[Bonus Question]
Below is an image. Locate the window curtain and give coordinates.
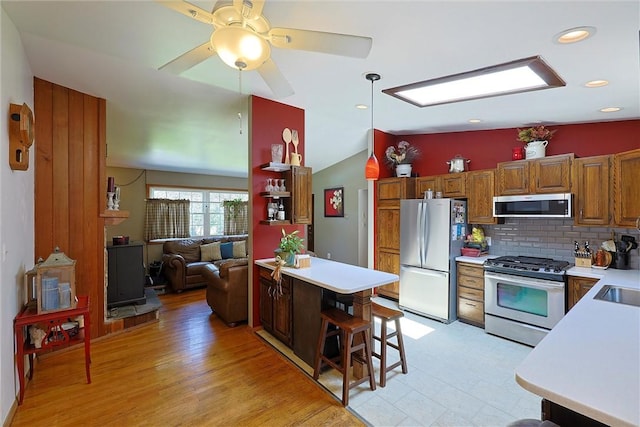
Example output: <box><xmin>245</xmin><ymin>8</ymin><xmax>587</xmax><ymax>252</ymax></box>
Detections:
<box><xmin>144</xmin><ymin>199</ymin><xmax>190</xmax><ymax>240</ymax></box>
<box><xmin>223</xmin><ymin>201</ymin><xmax>248</xmax><ymax>235</ymax></box>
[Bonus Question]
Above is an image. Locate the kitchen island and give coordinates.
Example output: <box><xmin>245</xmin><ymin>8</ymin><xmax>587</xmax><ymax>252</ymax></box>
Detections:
<box><xmin>255</xmin><ymin>257</ymin><xmax>398</xmax><ymax>374</ymax></box>
<box><xmin>515</xmin><ymin>268</ymin><xmax>640</xmax><ymax>427</ymax></box>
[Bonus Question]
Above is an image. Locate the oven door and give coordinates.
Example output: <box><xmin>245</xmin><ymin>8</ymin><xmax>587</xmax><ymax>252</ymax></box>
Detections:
<box><xmin>484</xmin><ymin>271</ymin><xmax>565</xmax><ymax>330</ymax></box>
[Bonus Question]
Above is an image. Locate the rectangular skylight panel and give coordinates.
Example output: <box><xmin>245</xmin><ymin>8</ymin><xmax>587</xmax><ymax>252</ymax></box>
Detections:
<box><xmin>397</xmin><ymin>67</ymin><xmax>547</xmax><ymax>106</ymax></box>
<box><xmin>383</xmin><ymin>56</ymin><xmax>565</xmax><ymax>108</ymax></box>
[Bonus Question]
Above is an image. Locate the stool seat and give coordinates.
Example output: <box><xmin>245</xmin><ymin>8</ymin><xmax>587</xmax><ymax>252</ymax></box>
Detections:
<box><xmin>371</xmin><ymin>302</ymin><xmax>408</xmax><ymax>387</ymax></box>
<box><xmin>313</xmin><ymin>307</ymin><xmax>376</xmax><ymax>406</ymax></box>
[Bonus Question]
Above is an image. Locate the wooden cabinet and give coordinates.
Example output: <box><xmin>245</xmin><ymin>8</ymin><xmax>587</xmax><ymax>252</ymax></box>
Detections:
<box><xmin>441</xmin><ymin>174</ymin><xmax>466</xmax><ymax>197</ymax></box>
<box><xmin>497</xmin><ymin>154</ymin><xmax>573</xmax><ymax>195</ymax></box>
<box><xmin>375</xmin><ymin>177</ymin><xmax>415</xmax><ymax>300</ymax></box>
<box><xmin>466</xmin><ymin>169</ymin><xmax>498</xmax><ymax>224</ymax></box>
<box><xmin>107</xmin><ymin>243</ymin><xmax>146</xmax><ymax>309</ymax></box>
<box><xmin>456</xmin><ymin>262</ymin><xmax>485</xmax><ymax>327</ymax></box>
<box><xmin>286</xmin><ymin>166</ymin><xmax>313</xmax><ymax>224</ymax></box>
<box><xmin>573</xmin><ymin>155</ymin><xmax>611</xmax><ymax>226</ymax></box>
<box><xmin>613</xmin><ymin>148</ymin><xmax>640</xmax><ymax>227</ymax></box>
<box><xmin>416</xmin><ymin>176</ymin><xmax>439</xmax><ymax>198</ymax></box>
<box><xmin>497</xmin><ymin>160</ymin><xmax>529</xmax><ymax>195</ymax></box>
<box><xmin>259</xmin><ymin>267</ymin><xmax>292</xmax><ymax>346</ymax></box>
<box><xmin>416</xmin><ymin>174</ymin><xmax>466</xmax><ymax>198</ymax></box>
<box><xmin>534</xmin><ymin>154</ymin><xmax>574</xmax><ymax>193</ymax></box>
<box><xmin>567</xmin><ymin>276</ymin><xmax>599</xmax><ymax>311</ymax></box>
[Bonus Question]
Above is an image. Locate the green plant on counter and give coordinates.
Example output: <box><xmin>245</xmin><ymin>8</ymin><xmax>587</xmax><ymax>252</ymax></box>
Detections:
<box><xmin>279</xmin><ymin>228</ymin><xmax>304</xmax><ymax>254</ymax></box>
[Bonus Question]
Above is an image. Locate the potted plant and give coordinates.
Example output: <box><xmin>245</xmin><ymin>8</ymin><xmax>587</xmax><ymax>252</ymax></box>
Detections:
<box><xmin>385</xmin><ymin>140</ymin><xmax>420</xmax><ymax>177</ymax></box>
<box><xmin>517</xmin><ymin>125</ymin><xmax>556</xmax><ymax>143</ymax></box>
<box><xmin>517</xmin><ymin>125</ymin><xmax>556</xmax><ymax>159</ymax></box>
<box><xmin>276</xmin><ymin>229</ymin><xmax>304</xmax><ymax>267</ymax></box>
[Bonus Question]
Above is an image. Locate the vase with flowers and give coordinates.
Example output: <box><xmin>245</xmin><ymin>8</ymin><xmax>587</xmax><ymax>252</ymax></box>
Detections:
<box><xmin>517</xmin><ymin>125</ymin><xmax>556</xmax><ymax>159</ymax></box>
<box><xmin>385</xmin><ymin>140</ymin><xmax>420</xmax><ymax>177</ymax></box>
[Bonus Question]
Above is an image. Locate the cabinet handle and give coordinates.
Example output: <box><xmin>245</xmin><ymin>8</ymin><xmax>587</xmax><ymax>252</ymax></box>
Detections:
<box><xmin>580</xmin><ymin>209</ymin><xmax>583</xmax><ymax>219</ymax></box>
<box><xmin>465</xmin><ymin>302</ymin><xmax>476</xmax><ymax>307</ymax></box>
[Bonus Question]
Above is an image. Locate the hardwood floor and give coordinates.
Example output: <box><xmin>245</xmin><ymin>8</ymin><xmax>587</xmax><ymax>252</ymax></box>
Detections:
<box><xmin>10</xmin><ymin>289</ymin><xmax>364</xmax><ymax>426</ymax></box>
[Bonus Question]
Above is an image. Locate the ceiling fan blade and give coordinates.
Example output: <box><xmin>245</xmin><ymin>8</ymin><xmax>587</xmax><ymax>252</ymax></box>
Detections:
<box><xmin>155</xmin><ymin>0</ymin><xmax>215</xmax><ymax>25</ymax></box>
<box><xmin>257</xmin><ymin>59</ymin><xmax>294</xmax><ymax>98</ymax></box>
<box><xmin>269</xmin><ymin>28</ymin><xmax>372</xmax><ymax>58</ymax></box>
<box><xmin>159</xmin><ymin>41</ymin><xmax>216</xmax><ymax>74</ymax></box>
<box><xmin>233</xmin><ymin>0</ymin><xmax>265</xmax><ymax>21</ymax></box>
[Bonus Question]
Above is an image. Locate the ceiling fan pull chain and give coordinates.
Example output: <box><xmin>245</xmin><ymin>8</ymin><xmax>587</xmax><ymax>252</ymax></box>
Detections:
<box><xmin>238</xmin><ymin>69</ymin><xmax>243</xmax><ymax>135</ymax></box>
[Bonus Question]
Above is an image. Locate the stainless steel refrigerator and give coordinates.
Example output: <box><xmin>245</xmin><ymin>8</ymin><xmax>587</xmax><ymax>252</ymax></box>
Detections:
<box><xmin>399</xmin><ymin>198</ymin><xmax>467</xmax><ymax>323</ymax></box>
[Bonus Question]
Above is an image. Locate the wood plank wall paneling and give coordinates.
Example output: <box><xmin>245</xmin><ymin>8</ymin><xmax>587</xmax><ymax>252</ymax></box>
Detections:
<box><xmin>34</xmin><ymin>78</ymin><xmax>107</xmax><ymax>338</ymax></box>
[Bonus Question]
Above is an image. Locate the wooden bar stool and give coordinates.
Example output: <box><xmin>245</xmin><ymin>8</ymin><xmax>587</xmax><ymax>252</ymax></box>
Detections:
<box><xmin>371</xmin><ymin>302</ymin><xmax>408</xmax><ymax>387</ymax></box>
<box><xmin>313</xmin><ymin>307</ymin><xmax>376</xmax><ymax>406</ymax></box>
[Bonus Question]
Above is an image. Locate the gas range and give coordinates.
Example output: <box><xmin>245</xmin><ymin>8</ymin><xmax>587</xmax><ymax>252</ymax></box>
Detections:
<box><xmin>484</xmin><ymin>256</ymin><xmax>570</xmax><ymax>282</ymax></box>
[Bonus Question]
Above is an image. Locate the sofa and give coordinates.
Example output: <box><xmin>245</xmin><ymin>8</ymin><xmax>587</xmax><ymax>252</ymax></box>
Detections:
<box><xmin>203</xmin><ymin>263</ymin><xmax>248</xmax><ymax>326</ymax></box>
<box><xmin>162</xmin><ymin>235</ymin><xmax>248</xmax><ymax>292</ymax></box>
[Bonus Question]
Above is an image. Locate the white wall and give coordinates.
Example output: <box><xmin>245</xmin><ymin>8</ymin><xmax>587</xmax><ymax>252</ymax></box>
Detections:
<box><xmin>0</xmin><ymin>7</ymin><xmax>35</xmax><ymax>423</ymax></box>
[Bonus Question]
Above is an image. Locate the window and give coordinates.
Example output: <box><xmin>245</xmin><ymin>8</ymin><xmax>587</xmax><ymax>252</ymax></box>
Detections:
<box><xmin>149</xmin><ymin>187</ymin><xmax>248</xmax><ymax>237</ymax></box>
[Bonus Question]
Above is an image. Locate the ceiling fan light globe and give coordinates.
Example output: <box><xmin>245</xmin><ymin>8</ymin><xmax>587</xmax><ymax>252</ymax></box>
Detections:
<box><xmin>211</xmin><ymin>26</ymin><xmax>270</xmax><ymax>71</ymax></box>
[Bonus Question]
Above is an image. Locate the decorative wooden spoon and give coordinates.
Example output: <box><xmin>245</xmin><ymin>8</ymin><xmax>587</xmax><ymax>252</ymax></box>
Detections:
<box><xmin>292</xmin><ymin>130</ymin><xmax>299</xmax><ymax>154</ymax></box>
<box><xmin>282</xmin><ymin>128</ymin><xmax>292</xmax><ymax>164</ymax></box>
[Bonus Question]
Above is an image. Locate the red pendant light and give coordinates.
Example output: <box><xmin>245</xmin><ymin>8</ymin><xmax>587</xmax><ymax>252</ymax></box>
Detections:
<box><xmin>365</xmin><ymin>73</ymin><xmax>381</xmax><ymax>181</ymax></box>
<box><xmin>365</xmin><ymin>152</ymin><xmax>379</xmax><ymax>181</ymax></box>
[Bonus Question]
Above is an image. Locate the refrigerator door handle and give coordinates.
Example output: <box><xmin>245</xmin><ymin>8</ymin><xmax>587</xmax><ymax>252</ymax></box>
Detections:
<box><xmin>423</xmin><ymin>202</ymin><xmax>430</xmax><ymax>264</ymax></box>
<box><xmin>417</xmin><ymin>202</ymin><xmax>424</xmax><ymax>266</ymax></box>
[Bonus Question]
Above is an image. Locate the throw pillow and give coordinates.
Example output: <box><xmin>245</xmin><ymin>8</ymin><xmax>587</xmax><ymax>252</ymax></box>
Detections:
<box><xmin>232</xmin><ymin>240</ymin><xmax>247</xmax><ymax>258</ymax></box>
<box><xmin>201</xmin><ymin>242</ymin><xmax>222</xmax><ymax>261</ymax></box>
<box><xmin>220</xmin><ymin>242</ymin><xmax>234</xmax><ymax>259</ymax></box>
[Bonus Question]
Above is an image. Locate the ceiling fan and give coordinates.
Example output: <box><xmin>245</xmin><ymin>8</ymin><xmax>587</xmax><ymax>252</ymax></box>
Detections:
<box><xmin>157</xmin><ymin>0</ymin><xmax>373</xmax><ymax>97</ymax></box>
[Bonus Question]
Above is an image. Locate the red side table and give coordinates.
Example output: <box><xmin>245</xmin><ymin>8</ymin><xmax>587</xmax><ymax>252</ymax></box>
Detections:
<box><xmin>13</xmin><ymin>295</ymin><xmax>91</xmax><ymax>404</ymax></box>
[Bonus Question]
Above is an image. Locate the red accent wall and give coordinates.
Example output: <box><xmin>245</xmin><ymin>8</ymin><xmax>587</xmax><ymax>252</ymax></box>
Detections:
<box><xmin>250</xmin><ymin>96</ymin><xmax>305</xmax><ymax>327</ymax></box>
<box><xmin>378</xmin><ymin>120</ymin><xmax>639</xmax><ymax>177</ymax></box>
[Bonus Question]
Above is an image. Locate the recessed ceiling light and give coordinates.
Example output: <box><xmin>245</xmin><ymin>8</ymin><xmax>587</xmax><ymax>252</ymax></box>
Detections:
<box><xmin>600</xmin><ymin>107</ymin><xmax>621</xmax><ymax>113</ymax></box>
<box><xmin>555</xmin><ymin>26</ymin><xmax>596</xmax><ymax>44</ymax></box>
<box><xmin>585</xmin><ymin>80</ymin><xmax>609</xmax><ymax>88</ymax></box>
<box><xmin>468</xmin><ymin>119</ymin><xmax>481</xmax><ymax>123</ymax></box>
<box><xmin>356</xmin><ymin>104</ymin><xmax>368</xmax><ymax>110</ymax></box>
<box><xmin>383</xmin><ymin>56</ymin><xmax>565</xmax><ymax>108</ymax></box>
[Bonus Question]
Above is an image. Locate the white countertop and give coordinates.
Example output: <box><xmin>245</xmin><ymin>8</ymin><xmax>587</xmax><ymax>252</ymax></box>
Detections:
<box><xmin>515</xmin><ymin>268</ymin><xmax>640</xmax><ymax>427</ymax></box>
<box><xmin>255</xmin><ymin>257</ymin><xmax>399</xmax><ymax>294</ymax></box>
<box><xmin>455</xmin><ymin>255</ymin><xmax>496</xmax><ymax>265</ymax></box>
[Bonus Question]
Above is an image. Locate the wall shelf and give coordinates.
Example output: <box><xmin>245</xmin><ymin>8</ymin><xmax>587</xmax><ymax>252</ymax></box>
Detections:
<box><xmin>259</xmin><ymin>219</ymin><xmax>291</xmax><ymax>226</ymax></box>
<box><xmin>100</xmin><ymin>210</ymin><xmax>129</xmax><ymax>226</ymax></box>
<box><xmin>261</xmin><ymin>162</ymin><xmax>290</xmax><ymax>172</ymax></box>
<box><xmin>260</xmin><ymin>191</ymin><xmax>291</xmax><ymax>198</ymax></box>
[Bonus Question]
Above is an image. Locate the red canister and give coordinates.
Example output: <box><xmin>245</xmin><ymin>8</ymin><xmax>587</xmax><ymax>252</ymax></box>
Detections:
<box><xmin>512</xmin><ymin>147</ymin><xmax>524</xmax><ymax>160</ymax></box>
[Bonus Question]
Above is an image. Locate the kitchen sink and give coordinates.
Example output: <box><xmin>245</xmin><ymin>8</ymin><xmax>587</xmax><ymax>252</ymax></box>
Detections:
<box><xmin>594</xmin><ymin>285</ymin><xmax>640</xmax><ymax>307</ymax></box>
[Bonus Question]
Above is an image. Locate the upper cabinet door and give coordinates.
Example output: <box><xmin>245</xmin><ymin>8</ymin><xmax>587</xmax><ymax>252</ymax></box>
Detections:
<box><xmin>573</xmin><ymin>155</ymin><xmax>611</xmax><ymax>226</ymax></box>
<box><xmin>497</xmin><ymin>161</ymin><xmax>529</xmax><ymax>195</ymax></box>
<box><xmin>467</xmin><ymin>169</ymin><xmax>498</xmax><ymax>224</ymax></box>
<box><xmin>287</xmin><ymin>166</ymin><xmax>312</xmax><ymax>224</ymax></box>
<box><xmin>533</xmin><ymin>154</ymin><xmax>573</xmax><ymax>193</ymax></box>
<box><xmin>613</xmin><ymin>148</ymin><xmax>640</xmax><ymax>227</ymax></box>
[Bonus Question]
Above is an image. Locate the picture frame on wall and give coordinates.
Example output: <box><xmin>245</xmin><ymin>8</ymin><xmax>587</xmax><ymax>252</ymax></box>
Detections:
<box><xmin>324</xmin><ymin>187</ymin><xmax>344</xmax><ymax>217</ymax></box>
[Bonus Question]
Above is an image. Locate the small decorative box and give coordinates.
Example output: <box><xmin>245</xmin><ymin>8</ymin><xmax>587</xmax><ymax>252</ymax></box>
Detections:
<box><xmin>296</xmin><ymin>254</ymin><xmax>311</xmax><ymax>268</ymax></box>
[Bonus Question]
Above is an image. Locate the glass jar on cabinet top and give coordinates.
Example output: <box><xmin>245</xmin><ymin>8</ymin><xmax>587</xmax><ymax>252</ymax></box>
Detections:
<box><xmin>25</xmin><ymin>247</ymin><xmax>76</xmax><ymax>313</ymax></box>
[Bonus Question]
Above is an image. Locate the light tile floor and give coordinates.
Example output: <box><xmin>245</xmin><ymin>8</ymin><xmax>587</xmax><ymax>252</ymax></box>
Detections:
<box><xmin>346</xmin><ymin>296</ymin><xmax>542</xmax><ymax>426</ymax></box>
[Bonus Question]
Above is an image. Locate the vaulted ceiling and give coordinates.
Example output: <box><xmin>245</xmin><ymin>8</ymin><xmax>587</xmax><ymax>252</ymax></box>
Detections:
<box><xmin>3</xmin><ymin>1</ymin><xmax>638</xmax><ymax>176</ymax></box>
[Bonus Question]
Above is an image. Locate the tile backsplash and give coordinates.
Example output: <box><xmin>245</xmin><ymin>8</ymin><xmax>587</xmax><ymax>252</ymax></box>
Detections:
<box><xmin>480</xmin><ymin>218</ymin><xmax>639</xmax><ymax>270</ymax></box>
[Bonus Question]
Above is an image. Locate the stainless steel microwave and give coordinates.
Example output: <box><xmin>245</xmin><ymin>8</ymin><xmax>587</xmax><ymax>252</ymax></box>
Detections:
<box><xmin>493</xmin><ymin>193</ymin><xmax>573</xmax><ymax>218</ymax></box>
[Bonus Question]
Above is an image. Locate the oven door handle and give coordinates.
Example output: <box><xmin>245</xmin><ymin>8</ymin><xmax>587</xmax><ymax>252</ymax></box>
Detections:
<box><xmin>484</xmin><ymin>272</ymin><xmax>565</xmax><ymax>291</ymax></box>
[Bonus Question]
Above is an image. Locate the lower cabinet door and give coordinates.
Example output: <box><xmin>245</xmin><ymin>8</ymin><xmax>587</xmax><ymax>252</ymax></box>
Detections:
<box><xmin>458</xmin><ymin>296</ymin><xmax>484</xmax><ymax>326</ymax></box>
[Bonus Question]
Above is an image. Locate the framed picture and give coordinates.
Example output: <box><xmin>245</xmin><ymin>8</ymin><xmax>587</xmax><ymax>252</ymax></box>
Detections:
<box><xmin>324</xmin><ymin>187</ymin><xmax>344</xmax><ymax>217</ymax></box>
